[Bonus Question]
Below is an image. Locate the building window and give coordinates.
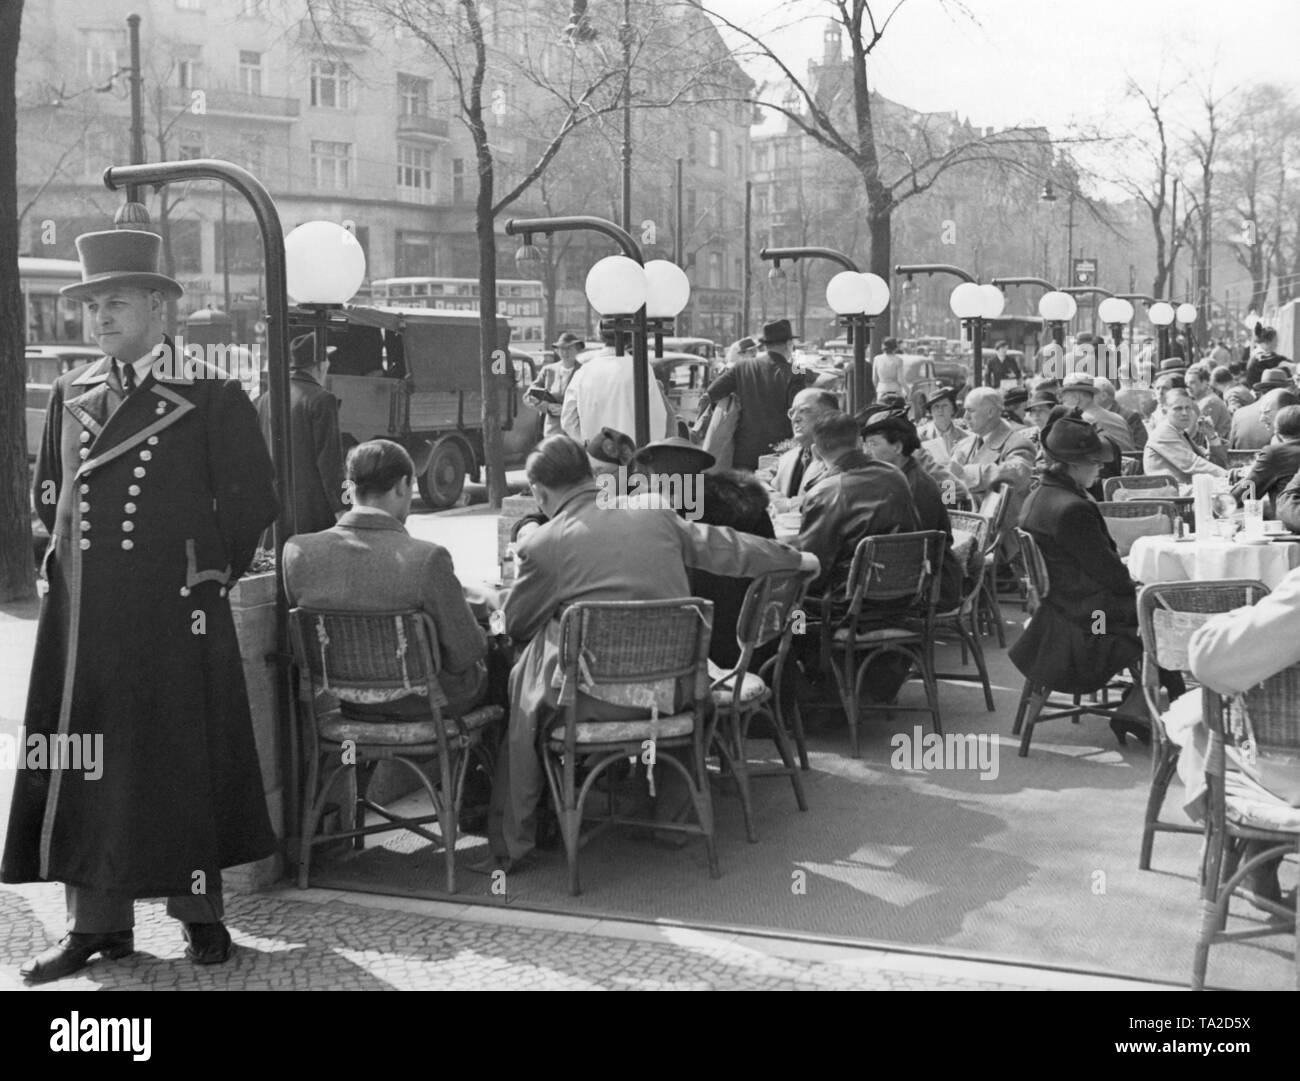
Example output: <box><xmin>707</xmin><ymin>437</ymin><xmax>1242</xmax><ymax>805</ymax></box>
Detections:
<box><xmin>310</xmin><ymin>59</ymin><xmax>352</xmax><ymax>109</ymax></box>
<box><xmin>753</xmin><ymin>144</ymin><xmax>769</xmax><ymax>172</ymax></box>
<box><xmin>755</xmin><ymin>186</ymin><xmax>770</xmax><ymax>215</ymax></box>
<box><xmin>708</xmin><ymin>251</ymin><xmax>723</xmax><ymax>290</ymax></box>
<box><xmin>707</xmin><ymin>129</ymin><xmax>722</xmax><ymax>169</ymax></box>
<box><xmin>81</xmin><ymin>28</ymin><xmax>126</xmax><ymax>83</ymax></box>
<box><xmin>238</xmin><ymin>131</ymin><xmax>265</xmax><ymax>174</ymax></box>
<box><xmin>176</xmin><ymin>53</ymin><xmax>202</xmax><ymax>91</ymax></box>
<box><xmin>452</xmin><ymin>158</ymin><xmax>466</xmax><ymax>202</ymax></box>
<box><xmin>398</xmin><ymin>73</ymin><xmax>430</xmax><ymax>116</ymax></box>
<box><xmin>215</xmin><ymin>221</ymin><xmax>263</xmax><ymax>273</ymax></box>
<box><xmin>397</xmin><ymin>143</ymin><xmax>434</xmax><ymax>203</ymax></box>
<box><xmin>239</xmin><ymin>51</ymin><xmax>262</xmax><ymax>95</ymax></box>
<box><xmin>395</xmin><ymin>231</ymin><xmax>435</xmax><ymax>277</ymax></box>
<box><xmin>310</xmin><ymin>140</ymin><xmax>352</xmax><ymax>190</ymax></box>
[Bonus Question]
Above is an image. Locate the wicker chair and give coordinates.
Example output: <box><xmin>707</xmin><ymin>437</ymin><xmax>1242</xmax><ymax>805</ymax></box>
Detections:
<box><xmin>1010</xmin><ymin>529</ymin><xmax>1137</xmax><ymax>758</ymax></box>
<box><xmin>708</xmin><ymin>568</ymin><xmax>815</xmax><ymax>843</ymax></box>
<box><xmin>540</xmin><ymin>599</ymin><xmax>718</xmax><ymax>895</ymax></box>
<box><xmin>1135</xmin><ymin>580</ymin><xmax>1270</xmax><ymax>872</ymax></box>
<box><xmin>1104</xmin><ymin>474</ymin><xmax>1180</xmax><ymax>501</ymax></box>
<box><xmin>288</xmin><ymin>608</ymin><xmax>504</xmax><ymax>894</ymax></box>
<box><xmin>975</xmin><ymin>484</ymin><xmax>1012</xmax><ymax>643</ymax></box>
<box><xmin>820</xmin><ymin>530</ymin><xmax>947</xmax><ymax>757</ymax></box>
<box><xmin>1096</xmin><ymin>499</ymin><xmax>1179</xmax><ymax>557</ymax></box>
<box><xmin>1192</xmin><ymin>673</ymin><xmax>1300</xmax><ymax>990</ymax></box>
<box><xmin>1121</xmin><ymin>451</ymin><xmax>1144</xmax><ymax>476</ymax></box>
<box><xmin>927</xmin><ymin>510</ymin><xmax>996</xmax><ymax>711</ymax></box>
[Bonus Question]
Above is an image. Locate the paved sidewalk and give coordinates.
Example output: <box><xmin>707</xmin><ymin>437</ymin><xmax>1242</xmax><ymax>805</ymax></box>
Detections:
<box><xmin>0</xmin><ymin>881</ymin><xmax>1167</xmax><ymax>991</ymax></box>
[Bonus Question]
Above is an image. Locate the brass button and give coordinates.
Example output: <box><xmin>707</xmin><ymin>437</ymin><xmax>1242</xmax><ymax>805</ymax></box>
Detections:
<box><xmin>79</xmin><ymin>502</ymin><xmax>90</xmax><ymax>513</ymax></box>
<box><xmin>121</xmin><ymin>520</ymin><xmax>134</xmax><ymax>533</ymax></box>
<box><xmin>179</xmin><ymin>586</ymin><xmax>191</xmax><ymax>597</ymax></box>
<box><xmin>219</xmin><ymin>587</ymin><xmax>228</xmax><ymax>598</ymax></box>
<box><xmin>79</xmin><ymin>449</ymin><xmax>89</xmax><ymax>460</ymax></box>
<box><xmin>133</xmin><ymin>467</ymin><xmax>146</xmax><ymax>478</ymax></box>
<box><xmin>128</xmin><ymin>485</ymin><xmax>141</xmax><ymax>496</ymax></box>
<box><xmin>79</xmin><ymin>484</ymin><xmax>90</xmax><ymax>495</ymax></box>
<box><xmin>139</xmin><ymin>450</ymin><xmax>153</xmax><ymax>461</ymax></box>
<box><xmin>121</xmin><ymin>539</ymin><xmax>133</xmax><ymax>551</ymax></box>
<box><xmin>79</xmin><ymin>538</ymin><xmax>90</xmax><ymax>551</ymax></box>
<box><xmin>79</xmin><ymin>431</ymin><xmax>91</xmax><ymax>444</ymax></box>
<box><xmin>147</xmin><ymin>436</ymin><xmax>159</xmax><ymax>446</ymax></box>
<box><xmin>79</xmin><ymin>521</ymin><xmax>90</xmax><ymax>532</ymax></box>
<box><xmin>124</xmin><ymin>502</ymin><xmax>137</xmax><ymax>514</ymax></box>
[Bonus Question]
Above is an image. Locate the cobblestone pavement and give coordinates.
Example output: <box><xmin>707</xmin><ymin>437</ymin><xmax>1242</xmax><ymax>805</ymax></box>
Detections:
<box><xmin>0</xmin><ymin>882</ymin><xmax>1164</xmax><ymax>991</ymax></box>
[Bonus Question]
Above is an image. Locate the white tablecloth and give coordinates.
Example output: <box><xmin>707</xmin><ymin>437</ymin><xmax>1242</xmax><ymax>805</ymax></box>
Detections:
<box><xmin>1126</xmin><ymin>534</ymin><xmax>1300</xmax><ymax>589</ymax></box>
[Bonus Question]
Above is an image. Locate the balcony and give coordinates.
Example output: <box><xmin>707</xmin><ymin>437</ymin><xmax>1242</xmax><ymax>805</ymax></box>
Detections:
<box><xmin>397</xmin><ymin>113</ymin><xmax>450</xmax><ymax>141</ymax></box>
<box><xmin>163</xmin><ymin>86</ymin><xmax>299</xmax><ymax>122</ymax></box>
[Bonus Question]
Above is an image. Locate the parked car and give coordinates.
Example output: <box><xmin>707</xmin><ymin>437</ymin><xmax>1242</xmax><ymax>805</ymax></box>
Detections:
<box><xmin>26</xmin><ymin>344</ymin><xmax>100</xmax><ymax>459</ymax></box>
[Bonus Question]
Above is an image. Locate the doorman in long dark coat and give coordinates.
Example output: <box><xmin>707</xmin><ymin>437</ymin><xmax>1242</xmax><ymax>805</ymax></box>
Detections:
<box><xmin>2</xmin><ymin>229</ymin><xmax>279</xmax><ymax>983</ymax></box>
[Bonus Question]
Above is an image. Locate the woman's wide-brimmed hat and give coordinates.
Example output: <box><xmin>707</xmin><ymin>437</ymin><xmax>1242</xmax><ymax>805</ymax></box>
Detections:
<box><xmin>60</xmin><ymin>229</ymin><xmax>184</xmax><ymax>301</ymax></box>
<box><xmin>585</xmin><ymin>427</ymin><xmax>637</xmax><ymax>466</ymax></box>
<box><xmin>858</xmin><ymin>403</ymin><xmax>916</xmax><ymax>440</ymax></box>
<box><xmin>926</xmin><ymin>386</ymin><xmax>958</xmax><ymax>410</ymax></box>
<box><xmin>1042</xmin><ymin>410</ymin><xmax>1110</xmax><ymax>463</ymax></box>
<box><xmin>1003</xmin><ymin>385</ymin><xmax>1029</xmax><ymax>408</ymax></box>
<box><xmin>628</xmin><ymin>435</ymin><xmax>715</xmax><ymax>474</ymax></box>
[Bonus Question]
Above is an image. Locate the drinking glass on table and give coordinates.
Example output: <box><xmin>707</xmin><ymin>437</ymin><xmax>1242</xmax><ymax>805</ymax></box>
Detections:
<box><xmin>1211</xmin><ymin>491</ymin><xmax>1239</xmax><ymax>539</ymax></box>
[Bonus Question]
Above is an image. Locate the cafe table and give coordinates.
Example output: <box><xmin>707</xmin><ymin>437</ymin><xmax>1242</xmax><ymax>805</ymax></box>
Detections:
<box><xmin>1127</xmin><ymin>533</ymin><xmax>1300</xmax><ymax>589</ymax></box>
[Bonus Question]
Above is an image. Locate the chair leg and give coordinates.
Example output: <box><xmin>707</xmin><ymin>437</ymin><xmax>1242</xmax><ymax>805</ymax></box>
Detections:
<box><xmin>296</xmin><ymin>750</ymin><xmax>328</xmax><ymax>890</ymax></box>
<box><xmin>1018</xmin><ymin>685</ymin><xmax>1049</xmax><ymax>757</ymax></box>
<box><xmin>715</xmin><ymin>706</ymin><xmax>757</xmax><ymax>843</ymax></box>
<box><xmin>790</xmin><ymin>699</ymin><xmax>811</xmax><ymax>772</ymax></box>
<box><xmin>832</xmin><ymin>640</ymin><xmax>860</xmax><ymax>758</ymax></box>
<box><xmin>763</xmin><ymin>701</ymin><xmax>808</xmax><ymax>812</ymax></box>
<box><xmin>1139</xmin><ymin>742</ymin><xmax>1180</xmax><ymax>871</ymax></box>
<box><xmin>1012</xmin><ymin>679</ymin><xmax>1034</xmax><ymax>736</ymax></box>
<box><xmin>915</xmin><ymin>645</ymin><xmax>942</xmax><ymax>737</ymax></box>
<box><xmin>962</xmin><ymin>615</ymin><xmax>996</xmax><ymax>712</ymax></box>
<box><xmin>1192</xmin><ymin>823</ymin><xmax>1229</xmax><ymax>990</ymax></box>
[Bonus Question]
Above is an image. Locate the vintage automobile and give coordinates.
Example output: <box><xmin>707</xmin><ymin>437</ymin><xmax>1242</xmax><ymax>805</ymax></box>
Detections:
<box><xmin>25</xmin><ymin>344</ymin><xmax>101</xmax><ymax>460</ymax></box>
<box><xmin>299</xmin><ymin>305</ymin><xmax>539</xmax><ymax>509</ymax></box>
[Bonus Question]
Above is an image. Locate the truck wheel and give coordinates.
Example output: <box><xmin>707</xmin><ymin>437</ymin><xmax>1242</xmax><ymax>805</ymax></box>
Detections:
<box><xmin>418</xmin><ymin>439</ymin><xmax>468</xmax><ymax>509</ymax></box>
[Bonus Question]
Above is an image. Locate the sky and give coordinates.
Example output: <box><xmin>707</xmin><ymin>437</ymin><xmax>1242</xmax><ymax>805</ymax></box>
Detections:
<box><xmin>707</xmin><ymin>0</ymin><xmax>1300</xmax><ymax>155</ymax></box>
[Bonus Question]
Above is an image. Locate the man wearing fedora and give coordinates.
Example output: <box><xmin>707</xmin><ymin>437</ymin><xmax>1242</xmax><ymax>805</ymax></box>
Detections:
<box><xmin>1058</xmin><ymin>373</ymin><xmax>1134</xmax><ymax>453</ymax></box>
<box><xmin>257</xmin><ymin>330</ymin><xmax>344</xmax><ymax>539</ymax></box>
<box><xmin>704</xmin><ymin>318</ymin><xmax>807</xmax><ymax>471</ymax></box>
<box><xmin>3</xmin><ymin>229</ymin><xmax>278</xmax><ymax>982</ymax></box>
<box><xmin>525</xmin><ymin>331</ymin><xmax>584</xmax><ymax>439</ymax></box>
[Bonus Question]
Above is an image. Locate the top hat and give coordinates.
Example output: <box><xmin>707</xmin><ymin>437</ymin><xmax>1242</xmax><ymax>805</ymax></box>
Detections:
<box><xmin>290</xmin><ymin>332</ymin><xmax>337</xmax><ymax>368</ymax></box>
<box><xmin>1002</xmin><ymin>386</ymin><xmax>1029</xmax><ymax>408</ymax></box>
<box><xmin>553</xmin><ymin>331</ymin><xmax>586</xmax><ymax>349</ymax></box>
<box><xmin>1025</xmin><ymin>388</ymin><xmax>1059</xmax><ymax>411</ymax></box>
<box><xmin>926</xmin><ymin>386</ymin><xmax>958</xmax><ymax>410</ymax></box>
<box><xmin>628</xmin><ymin>435</ymin><xmax>715</xmax><ymax>474</ymax></box>
<box><xmin>758</xmin><ymin>319</ymin><xmax>795</xmax><ymax>345</ymax></box>
<box><xmin>1060</xmin><ymin>372</ymin><xmax>1097</xmax><ymax>396</ymax></box>
<box><xmin>1254</xmin><ymin>368</ymin><xmax>1292</xmax><ymax>393</ymax></box>
<box><xmin>61</xmin><ymin>230</ymin><xmax>184</xmax><ymax>302</ymax></box>
<box><xmin>585</xmin><ymin>426</ymin><xmax>636</xmax><ymax>466</ymax></box>
<box><xmin>1042</xmin><ymin>410</ymin><xmax>1110</xmax><ymax>463</ymax></box>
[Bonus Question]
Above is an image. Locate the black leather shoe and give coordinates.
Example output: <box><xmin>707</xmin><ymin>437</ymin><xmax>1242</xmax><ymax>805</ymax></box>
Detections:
<box><xmin>182</xmin><ymin>922</ymin><xmax>234</xmax><ymax>964</ymax></box>
<box><xmin>20</xmin><ymin>931</ymin><xmax>134</xmax><ymax>984</ymax></box>
<box><xmin>1109</xmin><ymin>716</ymin><xmax>1152</xmax><ymax>748</ymax></box>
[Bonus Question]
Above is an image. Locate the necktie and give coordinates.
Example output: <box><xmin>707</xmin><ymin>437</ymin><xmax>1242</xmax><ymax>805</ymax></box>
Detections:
<box><xmin>119</xmin><ymin>361</ymin><xmax>137</xmax><ymax>396</ymax></box>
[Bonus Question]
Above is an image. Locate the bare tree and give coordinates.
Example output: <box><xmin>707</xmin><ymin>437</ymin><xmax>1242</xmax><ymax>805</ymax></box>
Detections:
<box><xmin>699</xmin><ymin>0</ymin><xmax>1078</xmax><ymax>334</ymax></box>
<box><xmin>0</xmin><ymin>0</ymin><xmax>34</xmax><ymax>602</ymax></box>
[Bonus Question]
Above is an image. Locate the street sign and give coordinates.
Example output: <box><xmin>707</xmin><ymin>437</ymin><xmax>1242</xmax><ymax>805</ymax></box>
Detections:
<box><xmin>1073</xmin><ymin>258</ymin><xmax>1097</xmax><ymax>287</ymax></box>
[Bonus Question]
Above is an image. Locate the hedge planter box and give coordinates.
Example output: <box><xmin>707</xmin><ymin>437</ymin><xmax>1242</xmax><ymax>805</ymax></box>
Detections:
<box><xmin>227</xmin><ymin>571</ymin><xmax>284</xmax><ymax>892</ymax></box>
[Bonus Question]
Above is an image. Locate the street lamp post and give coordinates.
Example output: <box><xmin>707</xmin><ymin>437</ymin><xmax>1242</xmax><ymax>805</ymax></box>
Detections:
<box><xmin>894</xmin><ymin>263</ymin><xmax>980</xmax><ymax>383</ymax></box>
<box><xmin>1176</xmin><ymin>302</ymin><xmax>1198</xmax><ymax>361</ymax></box>
<box><xmin>760</xmin><ymin>246</ymin><xmax>866</xmax><ymax>408</ymax></box>
<box><xmin>948</xmin><ymin>282</ymin><xmax>1005</xmax><ymax>389</ymax></box>
<box><xmin>826</xmin><ymin>271</ymin><xmax>891</xmax><ymax>416</ymax></box>
<box><xmin>1149</xmin><ymin>301</ymin><xmax>1176</xmax><ymax>361</ymax></box>
<box><xmin>1038</xmin><ymin>290</ymin><xmax>1077</xmax><ymax>356</ymax></box>
<box><xmin>507</xmin><ymin>215</ymin><xmax>661</xmax><ymax>444</ymax></box>
<box><xmin>1096</xmin><ymin>296</ymin><xmax>1135</xmax><ymax>382</ymax></box>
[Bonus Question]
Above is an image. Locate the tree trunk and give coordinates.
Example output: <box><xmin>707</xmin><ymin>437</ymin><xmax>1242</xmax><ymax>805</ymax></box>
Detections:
<box><xmin>868</xmin><ymin>203</ymin><xmax>892</xmax><ymax>336</ymax></box>
<box><xmin>0</xmin><ymin>0</ymin><xmax>35</xmax><ymax>602</ymax></box>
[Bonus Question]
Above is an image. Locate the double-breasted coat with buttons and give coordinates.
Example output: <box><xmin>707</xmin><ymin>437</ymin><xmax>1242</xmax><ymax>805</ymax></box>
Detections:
<box><xmin>1</xmin><ymin>348</ymin><xmax>280</xmax><ymax>896</ymax></box>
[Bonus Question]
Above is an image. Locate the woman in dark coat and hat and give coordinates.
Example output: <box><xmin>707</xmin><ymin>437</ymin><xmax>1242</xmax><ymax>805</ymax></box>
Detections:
<box><xmin>1010</xmin><ymin>409</ymin><xmax>1161</xmax><ymax>743</ymax></box>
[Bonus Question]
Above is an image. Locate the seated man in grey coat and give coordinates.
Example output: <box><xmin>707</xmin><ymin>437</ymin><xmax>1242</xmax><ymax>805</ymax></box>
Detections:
<box><xmin>283</xmin><ymin>439</ymin><xmax>490</xmax><ymax>717</ymax></box>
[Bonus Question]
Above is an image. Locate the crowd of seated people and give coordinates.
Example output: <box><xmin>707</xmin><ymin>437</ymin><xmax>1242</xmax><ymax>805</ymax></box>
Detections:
<box><xmin>277</xmin><ymin>326</ymin><xmax>1300</xmax><ymax>871</ymax></box>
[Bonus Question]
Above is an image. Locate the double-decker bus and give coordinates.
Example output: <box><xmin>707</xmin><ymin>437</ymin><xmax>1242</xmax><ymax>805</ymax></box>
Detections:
<box><xmin>20</xmin><ymin>256</ymin><xmax>92</xmax><ymax>344</ymax></box>
<box><xmin>369</xmin><ymin>276</ymin><xmax>544</xmax><ymax>346</ymax></box>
